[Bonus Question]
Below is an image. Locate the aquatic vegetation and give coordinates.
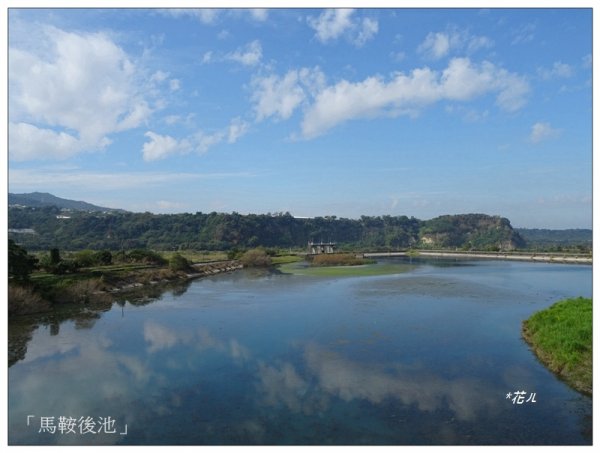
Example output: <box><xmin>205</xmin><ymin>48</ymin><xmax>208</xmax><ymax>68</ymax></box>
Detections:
<box><xmin>310</xmin><ymin>253</ymin><xmax>375</xmax><ymax>267</ymax></box>
<box><xmin>278</xmin><ymin>260</ymin><xmax>413</xmax><ymax>277</ymax></box>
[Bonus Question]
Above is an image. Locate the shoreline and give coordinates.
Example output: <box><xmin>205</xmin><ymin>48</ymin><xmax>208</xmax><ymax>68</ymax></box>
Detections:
<box><xmin>361</xmin><ymin>250</ymin><xmax>592</xmax><ymax>264</ymax></box>
<box><xmin>105</xmin><ymin>260</ymin><xmax>243</xmax><ymax>294</ymax></box>
<box><xmin>8</xmin><ymin>260</ymin><xmax>243</xmax><ymax>317</ymax></box>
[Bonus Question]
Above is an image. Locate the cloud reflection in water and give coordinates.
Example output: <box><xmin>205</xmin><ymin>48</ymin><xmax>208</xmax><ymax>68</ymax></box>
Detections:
<box><xmin>257</xmin><ymin>342</ymin><xmax>498</xmax><ymax>422</ymax></box>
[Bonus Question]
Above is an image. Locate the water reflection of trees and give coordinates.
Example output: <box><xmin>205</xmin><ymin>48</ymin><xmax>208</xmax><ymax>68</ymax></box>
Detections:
<box><xmin>8</xmin><ymin>322</ymin><xmax>37</xmax><ymax>367</ymax></box>
<box><xmin>7</xmin><ymin>280</ymin><xmax>192</xmax><ymax>368</ymax></box>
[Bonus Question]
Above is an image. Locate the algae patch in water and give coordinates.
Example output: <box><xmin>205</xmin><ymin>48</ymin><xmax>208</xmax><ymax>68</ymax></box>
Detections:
<box><xmin>277</xmin><ymin>261</ymin><xmax>415</xmax><ymax>278</ymax></box>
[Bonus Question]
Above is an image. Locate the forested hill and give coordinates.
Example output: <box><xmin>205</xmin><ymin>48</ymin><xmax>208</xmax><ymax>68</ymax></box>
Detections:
<box><xmin>9</xmin><ymin>204</ymin><xmax>526</xmax><ymax>252</ymax></box>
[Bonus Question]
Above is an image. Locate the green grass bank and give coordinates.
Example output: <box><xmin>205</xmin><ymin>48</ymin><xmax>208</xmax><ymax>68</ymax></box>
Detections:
<box><xmin>522</xmin><ymin>297</ymin><xmax>592</xmax><ymax>395</ymax></box>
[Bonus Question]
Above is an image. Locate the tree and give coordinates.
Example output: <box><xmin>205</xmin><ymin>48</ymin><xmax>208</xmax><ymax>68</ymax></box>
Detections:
<box><xmin>95</xmin><ymin>250</ymin><xmax>113</xmax><ymax>265</ymax></box>
<box><xmin>8</xmin><ymin>240</ymin><xmax>38</xmax><ymax>281</ymax></box>
<box><xmin>50</xmin><ymin>248</ymin><xmax>61</xmax><ymax>265</ymax></box>
<box><xmin>169</xmin><ymin>253</ymin><xmax>192</xmax><ymax>272</ymax></box>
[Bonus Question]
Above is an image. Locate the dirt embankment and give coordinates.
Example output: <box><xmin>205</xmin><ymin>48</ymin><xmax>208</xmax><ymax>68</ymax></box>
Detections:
<box><xmin>9</xmin><ymin>260</ymin><xmax>243</xmax><ymax>317</ymax></box>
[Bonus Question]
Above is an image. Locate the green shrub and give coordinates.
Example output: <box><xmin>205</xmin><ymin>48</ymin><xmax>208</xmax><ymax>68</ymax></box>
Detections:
<box><xmin>8</xmin><ymin>240</ymin><xmax>38</xmax><ymax>281</ymax></box>
<box><xmin>169</xmin><ymin>253</ymin><xmax>192</xmax><ymax>272</ymax></box>
<box><xmin>73</xmin><ymin>249</ymin><xmax>112</xmax><ymax>267</ymax></box>
<box><xmin>240</xmin><ymin>248</ymin><xmax>272</xmax><ymax>267</ymax></box>
<box><xmin>50</xmin><ymin>260</ymin><xmax>81</xmax><ymax>275</ymax></box>
<box><xmin>123</xmin><ymin>249</ymin><xmax>167</xmax><ymax>265</ymax></box>
<box><xmin>73</xmin><ymin>250</ymin><xmax>96</xmax><ymax>267</ymax></box>
<box><xmin>227</xmin><ymin>248</ymin><xmax>244</xmax><ymax>260</ymax></box>
<box><xmin>50</xmin><ymin>248</ymin><xmax>61</xmax><ymax>265</ymax></box>
<box><xmin>94</xmin><ymin>250</ymin><xmax>112</xmax><ymax>265</ymax></box>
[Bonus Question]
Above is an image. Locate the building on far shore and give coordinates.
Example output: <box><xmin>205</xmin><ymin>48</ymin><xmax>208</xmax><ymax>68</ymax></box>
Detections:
<box><xmin>308</xmin><ymin>241</ymin><xmax>336</xmax><ymax>254</ymax></box>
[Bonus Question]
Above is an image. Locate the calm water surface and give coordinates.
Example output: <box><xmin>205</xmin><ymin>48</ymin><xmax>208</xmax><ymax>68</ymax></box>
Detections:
<box><xmin>8</xmin><ymin>258</ymin><xmax>592</xmax><ymax>445</ymax></box>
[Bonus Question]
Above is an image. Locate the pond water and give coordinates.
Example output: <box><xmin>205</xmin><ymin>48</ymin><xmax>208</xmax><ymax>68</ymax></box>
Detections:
<box><xmin>8</xmin><ymin>258</ymin><xmax>592</xmax><ymax>445</ymax></box>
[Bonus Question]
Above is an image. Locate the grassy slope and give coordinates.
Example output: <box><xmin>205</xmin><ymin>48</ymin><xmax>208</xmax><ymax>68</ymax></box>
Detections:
<box><xmin>522</xmin><ymin>297</ymin><xmax>592</xmax><ymax>395</ymax></box>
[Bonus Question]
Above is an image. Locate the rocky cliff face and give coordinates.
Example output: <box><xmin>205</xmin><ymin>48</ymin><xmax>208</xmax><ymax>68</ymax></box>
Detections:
<box><xmin>419</xmin><ymin>214</ymin><xmax>525</xmax><ymax>250</ymax></box>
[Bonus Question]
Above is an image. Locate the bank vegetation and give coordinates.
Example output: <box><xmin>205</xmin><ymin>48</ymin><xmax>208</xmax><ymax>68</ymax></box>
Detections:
<box><xmin>8</xmin><ymin>240</ymin><xmax>244</xmax><ymax>317</ymax></box>
<box><xmin>522</xmin><ymin>297</ymin><xmax>592</xmax><ymax>395</ymax></box>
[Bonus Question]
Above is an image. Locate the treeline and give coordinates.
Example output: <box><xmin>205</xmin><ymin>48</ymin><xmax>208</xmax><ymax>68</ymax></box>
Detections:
<box><xmin>9</xmin><ymin>206</ymin><xmax>526</xmax><ymax>252</ymax></box>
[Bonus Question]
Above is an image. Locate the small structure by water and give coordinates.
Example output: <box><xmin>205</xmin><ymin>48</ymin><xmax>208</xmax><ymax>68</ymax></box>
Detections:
<box><xmin>308</xmin><ymin>241</ymin><xmax>336</xmax><ymax>254</ymax></box>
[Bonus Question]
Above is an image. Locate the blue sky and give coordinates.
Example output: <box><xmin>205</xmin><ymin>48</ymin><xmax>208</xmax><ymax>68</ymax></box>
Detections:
<box><xmin>6</xmin><ymin>6</ymin><xmax>593</xmax><ymax>228</ymax></box>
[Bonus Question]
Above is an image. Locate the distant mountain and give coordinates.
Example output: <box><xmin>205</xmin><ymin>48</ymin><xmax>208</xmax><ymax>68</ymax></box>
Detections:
<box><xmin>8</xmin><ymin>192</ymin><xmax>125</xmax><ymax>213</ymax></box>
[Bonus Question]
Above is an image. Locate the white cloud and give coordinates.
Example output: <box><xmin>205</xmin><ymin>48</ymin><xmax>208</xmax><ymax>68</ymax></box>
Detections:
<box><xmin>354</xmin><ymin>17</ymin><xmax>379</xmax><ymax>47</ymax></box>
<box><xmin>160</xmin><ymin>9</ymin><xmax>268</xmax><ymax>25</ymax></box>
<box><xmin>251</xmin><ymin>67</ymin><xmax>325</xmax><ymax>122</ymax></box>
<box><xmin>193</xmin><ymin>117</ymin><xmax>250</xmax><ymax>152</ymax></box>
<box><xmin>301</xmin><ymin>58</ymin><xmax>529</xmax><ymax>138</ymax></box>
<box><xmin>529</xmin><ymin>122</ymin><xmax>561</xmax><ymax>143</ymax></box>
<box><xmin>169</xmin><ymin>79</ymin><xmax>181</xmax><ymax>91</ymax></box>
<box><xmin>511</xmin><ymin>22</ymin><xmax>536</xmax><ymax>45</ymax></box>
<box><xmin>160</xmin><ymin>9</ymin><xmax>220</xmax><ymax>24</ymax></box>
<box><xmin>418</xmin><ymin>27</ymin><xmax>493</xmax><ymax>60</ymax></box>
<box><xmin>9</xmin><ymin>26</ymin><xmax>154</xmax><ymax>160</ymax></box>
<box><xmin>150</xmin><ymin>71</ymin><xmax>181</xmax><ymax>93</ymax></box>
<box><xmin>251</xmin><ymin>72</ymin><xmax>307</xmax><ymax>121</ymax></box>
<box><xmin>538</xmin><ymin>61</ymin><xmax>574</xmax><ymax>80</ymax></box>
<box><xmin>142</xmin><ymin>131</ymin><xmax>189</xmax><ymax>161</ymax></box>
<box><xmin>390</xmin><ymin>51</ymin><xmax>406</xmax><ymax>62</ymax></box>
<box><xmin>440</xmin><ymin>58</ymin><xmax>494</xmax><ymax>100</ymax></box>
<box><xmin>582</xmin><ymin>54</ymin><xmax>592</xmax><ymax>69</ymax></box>
<box><xmin>150</xmin><ymin>70</ymin><xmax>169</xmax><ymax>83</ymax></box>
<box><xmin>202</xmin><ymin>51</ymin><xmax>213</xmax><ymax>64</ymax></box>
<box><xmin>204</xmin><ymin>41</ymin><xmax>263</xmax><ymax>67</ymax></box>
<box><xmin>142</xmin><ymin>117</ymin><xmax>249</xmax><ymax>161</ymax></box>
<box><xmin>418</xmin><ymin>32</ymin><xmax>451</xmax><ymax>59</ymax></box>
<box><xmin>9</xmin><ymin>122</ymin><xmax>81</xmax><ymax>161</ymax></box>
<box><xmin>494</xmin><ymin>71</ymin><xmax>529</xmax><ymax>112</ymax></box>
<box><xmin>255</xmin><ymin>57</ymin><xmax>528</xmax><ymax>139</ymax></box>
<box><xmin>307</xmin><ymin>9</ymin><xmax>378</xmax><ymax>47</ymax></box>
<box><xmin>162</xmin><ymin>113</ymin><xmax>195</xmax><ymax>127</ymax></box>
<box><xmin>227</xmin><ymin>117</ymin><xmax>250</xmax><ymax>143</ymax></box>
<box><xmin>217</xmin><ymin>30</ymin><xmax>231</xmax><ymax>40</ymax></box>
<box><xmin>249</xmin><ymin>9</ymin><xmax>268</xmax><ymax>22</ymax></box>
<box><xmin>193</xmin><ymin>130</ymin><xmax>226</xmax><ymax>154</ymax></box>
<box><xmin>164</xmin><ymin>115</ymin><xmax>181</xmax><ymax>125</ymax></box>
<box><xmin>467</xmin><ymin>35</ymin><xmax>494</xmax><ymax>53</ymax></box>
<box><xmin>116</xmin><ymin>101</ymin><xmax>153</xmax><ymax>131</ymax></box>
<box><xmin>226</xmin><ymin>40</ymin><xmax>262</xmax><ymax>66</ymax></box>
<box><xmin>308</xmin><ymin>9</ymin><xmax>354</xmax><ymax>42</ymax></box>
